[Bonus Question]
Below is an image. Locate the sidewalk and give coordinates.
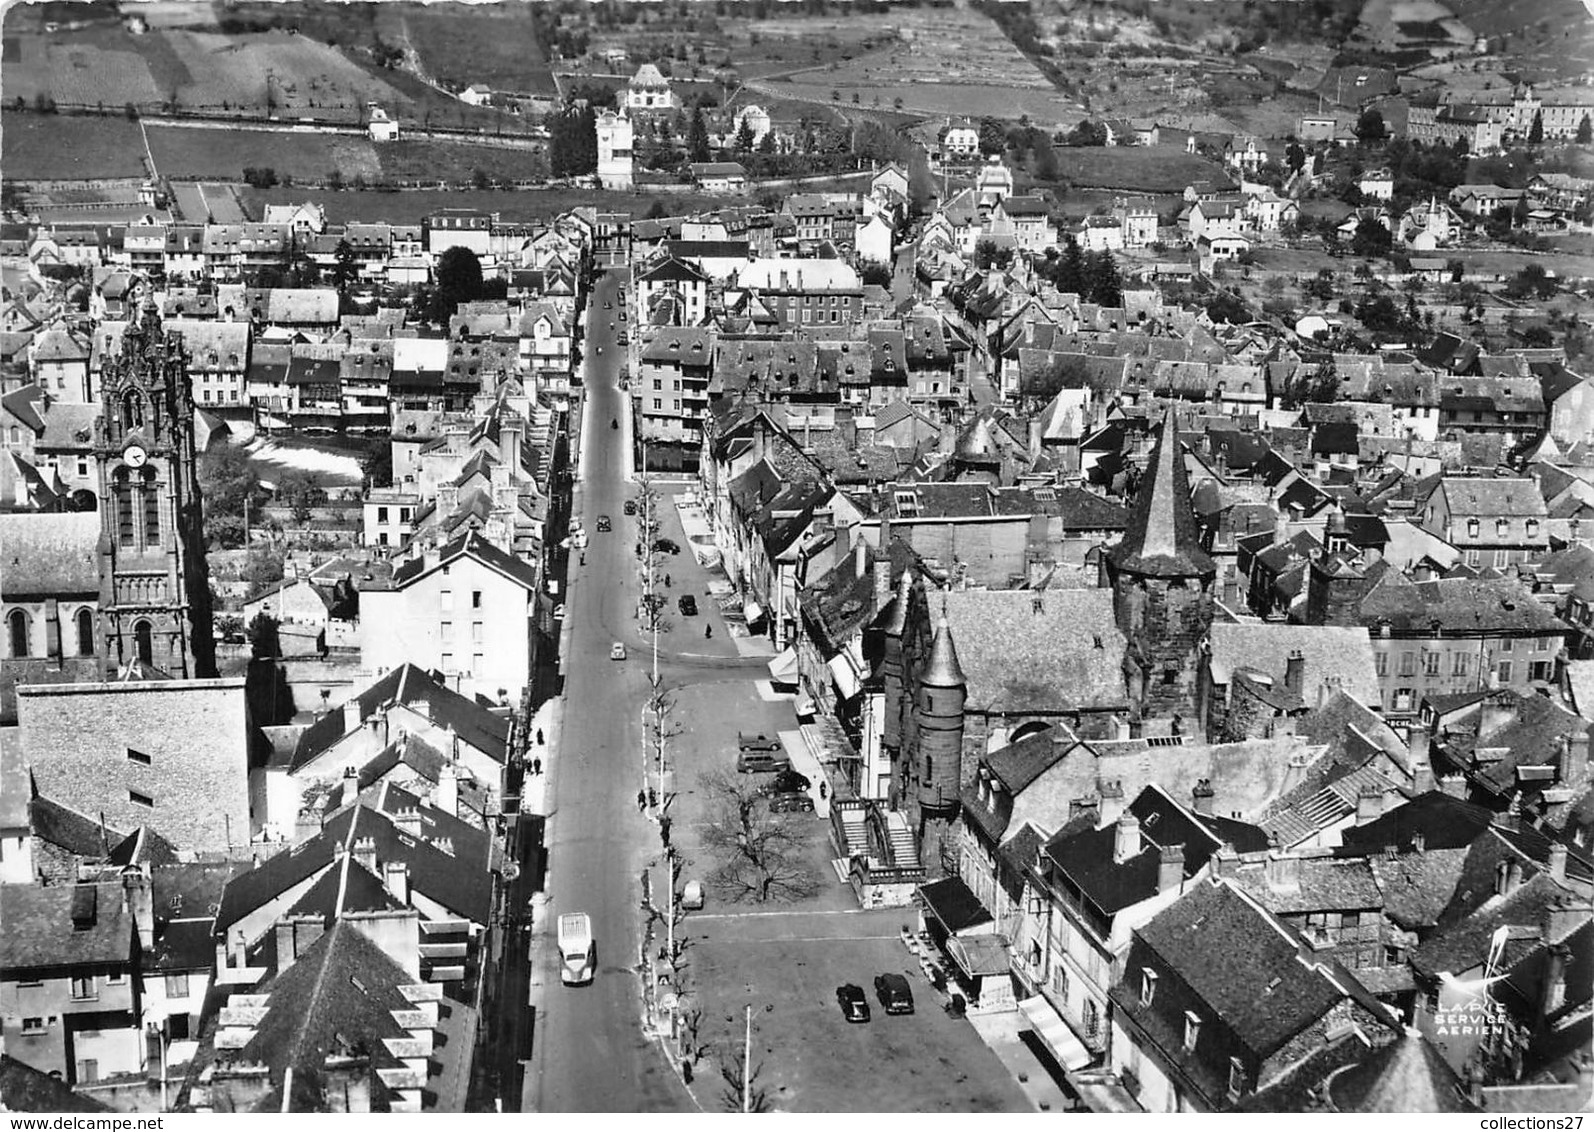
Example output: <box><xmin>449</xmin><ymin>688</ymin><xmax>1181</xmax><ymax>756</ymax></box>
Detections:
<box><xmin>964</xmin><ymin>1009</ymin><xmax>1075</xmax><ymax>1113</ymax></box>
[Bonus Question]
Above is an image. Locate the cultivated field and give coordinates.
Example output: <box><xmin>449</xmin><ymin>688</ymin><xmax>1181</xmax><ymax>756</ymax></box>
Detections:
<box><xmin>0</xmin><ymin>113</ymin><xmax>148</xmax><ymax>179</ymax></box>
<box><xmin>375</xmin><ymin>139</ymin><xmax>547</xmax><ymax>184</ymax></box>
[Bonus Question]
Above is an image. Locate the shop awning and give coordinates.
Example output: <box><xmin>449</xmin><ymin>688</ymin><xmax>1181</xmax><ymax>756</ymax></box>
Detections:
<box><xmin>828</xmin><ymin>653</ymin><xmax>861</xmax><ymax>700</ymax></box>
<box><xmin>767</xmin><ymin>647</ymin><xmax>799</xmax><ymax>683</ymax></box>
<box><xmin>795</xmin><ymin>698</ymin><xmax>817</xmax><ymax>718</ymax></box>
<box><xmin>1019</xmin><ymin>996</ymin><xmax>1093</xmax><ymax>1072</ymax></box>
<box><xmin>743</xmin><ymin>600</ymin><xmax>764</xmax><ymax>623</ymax></box>
<box><xmin>946</xmin><ymin>933</ymin><xmax>1010</xmax><ymax>979</ymax></box>
<box><xmin>918</xmin><ymin>876</ymin><xmax>994</xmax><ymax>936</ymax></box>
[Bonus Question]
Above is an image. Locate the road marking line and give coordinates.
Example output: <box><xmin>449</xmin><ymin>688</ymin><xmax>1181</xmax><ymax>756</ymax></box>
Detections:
<box><xmin>688</xmin><ymin>907</ymin><xmax>892</xmax><ymax>921</ymax></box>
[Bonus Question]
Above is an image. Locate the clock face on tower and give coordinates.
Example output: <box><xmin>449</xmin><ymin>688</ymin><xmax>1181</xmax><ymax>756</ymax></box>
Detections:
<box><xmin>123</xmin><ymin>444</ymin><xmax>148</xmax><ymax>469</ymax></box>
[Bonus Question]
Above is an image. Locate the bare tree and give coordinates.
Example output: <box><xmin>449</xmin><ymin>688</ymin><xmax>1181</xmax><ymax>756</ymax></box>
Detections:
<box><xmin>717</xmin><ymin>1034</ymin><xmax>771</xmax><ymax>1113</ymax></box>
<box><xmin>698</xmin><ymin>771</ymin><xmax>820</xmax><ymax>903</ymax></box>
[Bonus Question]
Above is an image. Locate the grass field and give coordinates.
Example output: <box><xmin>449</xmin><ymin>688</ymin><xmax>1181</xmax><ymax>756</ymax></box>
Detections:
<box><xmin>0</xmin><ymin>112</ymin><xmax>148</xmax><ymax>179</ymax></box>
<box><xmin>375</xmin><ymin>139</ymin><xmax>547</xmax><ymax>184</ymax></box>
<box><xmin>146</xmin><ymin>125</ymin><xmax>381</xmax><ymax>182</ymax></box>
<box><xmin>399</xmin><ymin>4</ymin><xmax>556</xmax><ymax>95</ymax></box>
<box><xmin>1046</xmin><ymin>145</ymin><xmax>1232</xmax><ymax>193</ymax></box>
<box><xmin>242</xmin><ymin>186</ymin><xmax>747</xmax><ymax>226</ymax></box>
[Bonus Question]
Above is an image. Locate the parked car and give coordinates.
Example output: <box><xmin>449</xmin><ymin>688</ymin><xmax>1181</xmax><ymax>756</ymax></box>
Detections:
<box><xmin>623</xmin><ymin>500</ymin><xmax>638</xmax><ymax>516</ymax></box>
<box><xmin>610</xmin><ymin>642</ymin><xmax>627</xmax><ymax>661</ymax></box>
<box><xmin>874</xmin><ymin>973</ymin><xmax>915</xmax><ymax>1015</ymax></box>
<box><xmin>737</xmin><ymin>748</ymin><xmax>791</xmax><ymax>774</ymax></box>
<box><xmin>552</xmin><ymin>604</ymin><xmax>565</xmax><ymax>620</ymax></box>
<box><xmin>618</xmin><ymin>331</ymin><xmax>629</xmax><ymax>345</ymax></box>
<box><xmin>738</xmin><ymin>732</ymin><xmax>781</xmax><ymax>753</ymax></box>
<box><xmin>768</xmin><ymin>792</ymin><xmax>814</xmax><ymax>814</ymax></box>
<box><xmin>771</xmin><ymin>769</ymin><xmax>811</xmax><ymax>794</ymax></box>
<box><xmin>836</xmin><ymin>984</ymin><xmax>871</xmax><ymax>1023</ymax></box>
<box><xmin>681</xmin><ymin>879</ymin><xmax>705</xmax><ymax>910</ymax></box>
<box><xmin>653</xmin><ymin>537</ymin><xmax>680</xmax><ymax>555</ymax></box>
<box><xmin>677</xmin><ymin>594</ymin><xmax>697</xmax><ymax>616</ymax></box>
<box><xmin>603</xmin><ymin>301</ymin><xmax>612</xmax><ymax>309</ymax></box>
<box><xmin>596</xmin><ymin>514</ymin><xmax>612</xmax><ymax>532</ymax></box>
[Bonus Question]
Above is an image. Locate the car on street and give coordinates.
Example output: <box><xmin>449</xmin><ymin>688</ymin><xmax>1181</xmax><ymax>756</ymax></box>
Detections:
<box><xmin>552</xmin><ymin>604</ymin><xmax>565</xmax><ymax>620</ymax></box>
<box><xmin>617</xmin><ymin>331</ymin><xmax>629</xmax><ymax>345</ymax></box>
<box><xmin>874</xmin><ymin>973</ymin><xmax>915</xmax><ymax>1015</ymax></box>
<box><xmin>677</xmin><ymin>594</ymin><xmax>697</xmax><ymax>616</ymax></box>
<box><xmin>836</xmin><ymin>984</ymin><xmax>871</xmax><ymax>1023</ymax></box>
<box><xmin>603</xmin><ymin>301</ymin><xmax>612</xmax><ymax>309</ymax></box>
<box><xmin>768</xmin><ymin>792</ymin><xmax>814</xmax><ymax>814</ymax></box>
<box><xmin>739</xmin><ymin>732</ymin><xmax>781</xmax><ymax>753</ymax></box>
<box><xmin>619</xmin><ymin>309</ymin><xmax>627</xmax><ymax>322</ymax></box>
<box><xmin>653</xmin><ymin>537</ymin><xmax>680</xmax><ymax>555</ymax></box>
<box><xmin>610</xmin><ymin>642</ymin><xmax>627</xmax><ymax>661</ymax></box>
<box><xmin>623</xmin><ymin>500</ymin><xmax>637</xmax><ymax>516</ymax></box>
<box><xmin>596</xmin><ymin>515</ymin><xmax>612</xmax><ymax>532</ymax></box>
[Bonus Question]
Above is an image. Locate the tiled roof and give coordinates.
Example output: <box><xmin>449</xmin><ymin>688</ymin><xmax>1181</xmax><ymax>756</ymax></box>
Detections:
<box><xmin>1327</xmin><ymin>1032</ymin><xmax>1475</xmax><ymax>1112</ymax></box>
<box><xmin>1358</xmin><ymin>574</ymin><xmax>1566</xmax><ymax>635</ymax></box>
<box><xmin>0</xmin><ymin>882</ymin><xmax>131</xmax><ymax>971</ymax></box>
<box><xmin>941</xmin><ymin>588</ymin><xmax>1129</xmax><ymax>712</ymax></box>
<box><xmin>0</xmin><ymin>511</ymin><xmax>102</xmax><ymax>597</ymax></box>
<box><xmin>1228</xmin><ymin>853</ymin><xmax>1384</xmax><ymax>916</ymax></box>
<box><xmin>1110</xmin><ymin>407</ymin><xmax>1215</xmax><ymax>578</ymax></box>
<box><xmin>1208</xmin><ymin>623</ymin><xmax>1380</xmax><ymax>708</ymax></box>
<box><xmin>1411</xmin><ymin>872</ymin><xmax>1586</xmax><ymax>980</ymax></box>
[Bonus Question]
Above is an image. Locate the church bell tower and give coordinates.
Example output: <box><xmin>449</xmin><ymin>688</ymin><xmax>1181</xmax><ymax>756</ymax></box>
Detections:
<box><xmin>94</xmin><ymin>303</ymin><xmax>217</xmax><ymax>679</ymax></box>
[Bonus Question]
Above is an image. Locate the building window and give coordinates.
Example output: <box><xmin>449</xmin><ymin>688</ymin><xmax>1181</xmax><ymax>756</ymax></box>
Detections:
<box><xmin>1453</xmin><ymin>652</ymin><xmax>1470</xmax><ymax>676</ymax></box>
<box><xmin>165</xmin><ymin>973</ymin><xmax>190</xmax><ymax>998</ymax></box>
<box><xmin>472</xmin><ymin>591</ymin><xmax>483</xmax><ymax>609</ymax></box>
<box><xmin>441</xmin><ymin>621</ymin><xmax>453</xmax><ymax>642</ymax></box>
<box><xmin>471</xmin><ymin>622</ymin><xmax>484</xmax><ymax>643</ymax></box>
<box><xmin>105</xmin><ymin>971</ymin><xmax>125</xmax><ymax>985</ymax></box>
<box><xmin>1527</xmin><ymin>519</ymin><xmax>1540</xmax><ymax>539</ymax></box>
<box><xmin>7</xmin><ymin>609</ymin><xmax>29</xmax><ymax>659</ymax></box>
<box><xmin>1398</xmin><ymin>651</ymin><xmax>1415</xmax><ymax>676</ymax></box>
<box><xmin>1183</xmin><ymin>1011</ymin><xmax>1201</xmax><ymax>1051</ymax></box>
<box><xmin>1375</xmin><ymin>651</ymin><xmax>1388</xmax><ymax>676</ymax></box>
<box><xmin>1498</xmin><ymin>661</ymin><xmax>1513</xmax><ymax>684</ymax></box>
<box><xmin>129</xmin><ymin>790</ymin><xmax>153</xmax><ymax>808</ymax></box>
<box><xmin>21</xmin><ymin>1017</ymin><xmax>45</xmax><ymax>1035</ymax></box>
<box><xmin>1424</xmin><ymin>652</ymin><xmax>1441</xmax><ymax>676</ymax></box>
<box><xmin>472</xmin><ymin>652</ymin><xmax>484</xmax><ymax>674</ymax></box>
<box><xmin>76</xmin><ymin>608</ymin><xmax>94</xmax><ymax>656</ymax></box>
<box><xmin>1228</xmin><ymin>1058</ymin><xmax>1246</xmax><ymax>1099</ymax></box>
<box><xmin>133</xmin><ymin>620</ymin><xmax>153</xmax><ymax>667</ymax></box>
<box><xmin>142</xmin><ymin>469</ymin><xmax>160</xmax><ymax>546</ymax></box>
<box><xmin>1139</xmin><ymin>967</ymin><xmax>1158</xmax><ymax>1006</ymax></box>
<box><xmin>1467</xmin><ymin>519</ymin><xmax>1480</xmax><ymax>538</ymax></box>
<box><xmin>440</xmin><ymin>590</ymin><xmax>453</xmax><ymax>611</ymax></box>
<box><xmin>115</xmin><ymin>473</ymin><xmax>135</xmax><ymax>547</ymax></box>
<box><xmin>925</xmin><ymin>756</ymin><xmax>933</xmax><ymax>780</ymax></box>
<box><xmin>378</xmin><ymin>506</ymin><xmax>389</xmax><ymax>522</ymax></box>
<box><xmin>70</xmin><ymin>974</ymin><xmax>98</xmax><ymax>1000</ymax></box>
<box><xmin>128</xmin><ymin>747</ymin><xmax>151</xmax><ymax>765</ymax></box>
<box><xmin>1530</xmin><ymin>661</ymin><xmax>1552</xmax><ymax>682</ymax></box>
<box><xmin>441</xmin><ymin>652</ymin><xmax>454</xmax><ymax>672</ymax></box>
<box><xmin>1496</xmin><ymin>518</ymin><xmax>1509</xmax><ymax>538</ymax></box>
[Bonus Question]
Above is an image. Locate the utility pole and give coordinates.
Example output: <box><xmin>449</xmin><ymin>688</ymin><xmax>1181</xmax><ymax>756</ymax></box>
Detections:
<box><xmin>742</xmin><ymin>1004</ymin><xmax>752</xmax><ymax>1113</ymax></box>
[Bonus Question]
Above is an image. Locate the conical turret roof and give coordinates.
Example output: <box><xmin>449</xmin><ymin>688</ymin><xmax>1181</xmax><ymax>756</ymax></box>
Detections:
<box><xmin>922</xmin><ymin>616</ymin><xmax>966</xmax><ymax>688</ymax></box>
<box><xmin>1328</xmin><ymin>1031</ymin><xmax>1475</xmax><ymax>1113</ymax></box>
<box><xmin>1109</xmin><ymin>406</ymin><xmax>1215</xmax><ymax>578</ymax></box>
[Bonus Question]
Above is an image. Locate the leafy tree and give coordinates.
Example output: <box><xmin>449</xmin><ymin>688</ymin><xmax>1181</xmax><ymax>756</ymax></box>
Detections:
<box><xmin>1350</xmin><ymin>215</ymin><xmax>1392</xmax><ymax>257</ymax></box>
<box><xmin>430</xmin><ymin>246</ymin><xmax>484</xmax><ymax>322</ymax></box>
<box><xmin>734</xmin><ymin>117</ymin><xmax>756</xmax><ymax>152</ymax></box>
<box><xmin>1064</xmin><ymin>119</ymin><xmax>1107</xmax><ymax>147</ymax></box>
<box><xmin>471</xmin><ymin>167</ymin><xmax>491</xmax><ymax>189</ymax></box>
<box><xmin>275</xmin><ymin>469</ymin><xmax>328</xmax><ymax>523</ymax></box>
<box><xmin>977</xmin><ymin>117</ymin><xmax>1007</xmax><ymax>156</ymax></box>
<box><xmin>861</xmin><ymin>262</ymin><xmax>893</xmax><ymax>287</ymax></box>
<box><xmin>1285</xmin><ymin>141</ymin><xmax>1307</xmax><ymax>174</ymax></box>
<box><xmin>1528</xmin><ymin>109</ymin><xmax>1544</xmax><ymax>145</ymax></box>
<box><xmin>199</xmin><ymin>444</ymin><xmax>267</xmax><ymax>549</ymax></box>
<box><xmin>549</xmin><ymin>105</ymin><xmax>598</xmax><ymax>177</ymax></box>
<box><xmin>1085</xmin><ymin>249</ymin><xmax>1122</xmax><ymax>307</ymax></box>
<box><xmin>243</xmin><ymin>548</ymin><xmax>286</xmax><ymax>591</ymax></box>
<box><xmin>1354</xmin><ymin>107</ymin><xmax>1386</xmax><ymax>143</ymax></box>
<box><xmin>124</xmin><ymin>102</ymin><xmax>139</xmax><ymax>121</ymax></box>
<box><xmin>360</xmin><ymin>438</ymin><xmax>392</xmax><ymax>491</ymax></box>
<box><xmin>331</xmin><ymin>238</ymin><xmax>357</xmax><ymax>291</ymax></box>
<box><xmin>973</xmin><ymin>238</ymin><xmax>1013</xmax><ymax>271</ymax></box>
<box><xmin>645</xmin><ymin>199</ymin><xmax>670</xmax><ymax>220</ymax></box>
<box><xmin>1578</xmin><ymin>114</ymin><xmax>1592</xmax><ymax>144</ymax></box>
<box><xmin>687</xmin><ymin>104</ymin><xmax>710</xmax><ymax>163</ymax></box>
<box><xmin>1206</xmin><ymin>289</ymin><xmax>1251</xmax><ymax>325</ymax></box>
<box><xmin>1504</xmin><ymin>264</ymin><xmax>1556</xmax><ymax>300</ymax></box>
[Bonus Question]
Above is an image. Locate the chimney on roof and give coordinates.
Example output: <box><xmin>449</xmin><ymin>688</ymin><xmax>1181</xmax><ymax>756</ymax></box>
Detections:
<box><xmin>1265</xmin><ymin>849</ymin><xmax>1301</xmax><ymax>893</ymax></box>
<box><xmin>1548</xmin><ymin>841</ymin><xmax>1568</xmax><ymax>885</ymax></box>
<box><xmin>873</xmin><ymin>518</ymin><xmax>893</xmax><ymax>610</ymax></box>
<box><xmin>1494</xmin><ymin>858</ymin><xmax>1524</xmax><ymax>896</ymax></box>
<box><xmin>274</xmin><ymin>915</ymin><xmax>326</xmax><ymax>977</ymax></box>
<box><xmin>344</xmin><ymin>697</ymin><xmax>364</xmax><ymax>736</ymax></box>
<box><xmin>1100</xmin><ymin>780</ymin><xmax>1126</xmax><ymax>825</ymax></box>
<box><xmin>1355</xmin><ymin>785</ymin><xmax>1384</xmax><ymax>825</ymax></box>
<box><xmin>384</xmin><ymin>860</ymin><xmax>411</xmax><ymax>905</ymax></box>
<box><xmin>122</xmin><ymin>867</ymin><xmax>154</xmax><ymax>952</ymax></box>
<box><xmin>394</xmin><ymin>808</ymin><xmax>423</xmax><ymax>840</ymax></box>
<box><xmin>854</xmin><ymin>536</ymin><xmax>867</xmax><ymax>580</ymax></box>
<box><xmin>1113</xmin><ymin>811</ymin><xmax>1141</xmax><ymax>863</ymax></box>
<box><xmin>1191</xmin><ymin>778</ymin><xmax>1214</xmax><ymax>816</ymax></box>
<box><xmin>352</xmin><ymin>835</ymin><xmax>379</xmax><ymax>875</ymax></box>
<box><xmin>1545</xmin><ymin>894</ymin><xmax>1582</xmax><ymax>942</ymax></box>
<box><xmin>1284</xmin><ymin>650</ymin><xmax>1305</xmax><ymax>695</ymax></box>
<box><xmin>1407</xmin><ymin>723</ymin><xmax>1434</xmax><ymax>792</ymax></box>
<box><xmin>435</xmin><ymin>760</ymin><xmax>458</xmax><ymax>817</ymax></box>
<box><xmin>1157</xmin><ymin>843</ymin><xmax>1185</xmax><ymax>893</ymax></box>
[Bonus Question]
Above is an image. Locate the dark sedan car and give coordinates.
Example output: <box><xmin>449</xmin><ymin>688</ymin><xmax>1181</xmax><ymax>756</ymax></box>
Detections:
<box><xmin>874</xmin><ymin>973</ymin><xmax>915</xmax><ymax>1015</ymax></box>
<box><xmin>623</xmin><ymin>500</ymin><xmax>638</xmax><ymax>516</ymax></box>
<box><xmin>771</xmin><ymin>769</ymin><xmax>811</xmax><ymax>794</ymax></box>
<box><xmin>836</xmin><ymin>984</ymin><xmax>871</xmax><ymax>1023</ymax></box>
<box><xmin>653</xmin><ymin>537</ymin><xmax>681</xmax><ymax>555</ymax></box>
<box><xmin>768</xmin><ymin>792</ymin><xmax>814</xmax><ymax>814</ymax></box>
<box><xmin>677</xmin><ymin>594</ymin><xmax>697</xmax><ymax>616</ymax></box>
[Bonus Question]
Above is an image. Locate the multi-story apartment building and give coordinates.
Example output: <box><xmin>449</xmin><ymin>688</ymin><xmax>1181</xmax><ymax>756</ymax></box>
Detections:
<box><xmin>1422</xmin><ymin>477</ymin><xmax>1550</xmax><ymax>569</ymax></box>
<box><xmin>733</xmin><ymin>259</ymin><xmax>862</xmax><ymax>330</ymax></box>
<box><xmin>638</xmin><ymin>326</ymin><xmax>716</xmax><ymax>447</ymax></box>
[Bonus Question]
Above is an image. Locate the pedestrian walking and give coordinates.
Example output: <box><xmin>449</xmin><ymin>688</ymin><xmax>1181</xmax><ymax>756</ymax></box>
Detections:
<box><xmin>705</xmin><ymin>624</ymin><xmax>713</xmax><ymax>639</ymax></box>
<box><xmin>648</xmin><ymin>788</ymin><xmax>658</xmax><ymax>809</ymax></box>
<box><xmin>637</xmin><ymin>788</ymin><xmax>647</xmax><ymax>812</ymax></box>
<box><xmin>532</xmin><ymin>757</ymin><xmax>543</xmax><ymax>776</ymax></box>
<box><xmin>659</xmin><ymin>816</ymin><xmax>672</xmax><ymax>847</ymax></box>
<box><xmin>819</xmin><ymin>781</ymin><xmax>828</xmax><ymax>801</ymax></box>
<box><xmin>664</xmin><ymin>574</ymin><xmax>671</xmax><ymax>587</ymax></box>
<box><xmin>536</xmin><ymin>729</ymin><xmax>545</xmax><ymax>745</ymax></box>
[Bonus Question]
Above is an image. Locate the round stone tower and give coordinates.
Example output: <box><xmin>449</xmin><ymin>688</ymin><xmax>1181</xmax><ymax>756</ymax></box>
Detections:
<box><xmin>914</xmin><ymin>615</ymin><xmax>966</xmax><ymax>874</ymax></box>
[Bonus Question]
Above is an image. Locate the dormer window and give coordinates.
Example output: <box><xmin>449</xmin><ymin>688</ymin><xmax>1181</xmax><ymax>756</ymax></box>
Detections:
<box><xmin>1468</xmin><ymin>518</ymin><xmax>1480</xmax><ymax>538</ymax></box>
<box><xmin>1527</xmin><ymin>518</ymin><xmax>1540</xmax><ymax>538</ymax></box>
<box><xmin>1139</xmin><ymin>967</ymin><xmax>1158</xmax><ymax>1006</ymax></box>
<box><xmin>1184</xmin><ymin>1011</ymin><xmax>1201</xmax><ymax>1051</ymax></box>
<box><xmin>1228</xmin><ymin>1058</ymin><xmax>1246</xmax><ymax>1098</ymax></box>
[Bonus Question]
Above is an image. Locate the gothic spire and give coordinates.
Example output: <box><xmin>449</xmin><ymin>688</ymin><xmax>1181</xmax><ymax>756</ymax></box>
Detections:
<box><xmin>1110</xmin><ymin>406</ymin><xmax>1214</xmax><ymax>578</ymax></box>
<box><xmin>922</xmin><ymin>616</ymin><xmax>966</xmax><ymax>689</ymax></box>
